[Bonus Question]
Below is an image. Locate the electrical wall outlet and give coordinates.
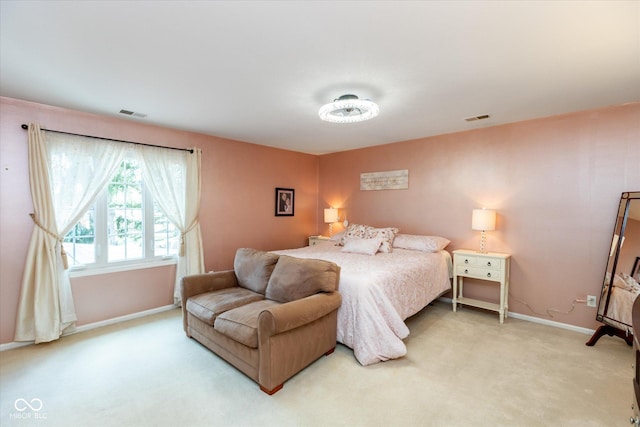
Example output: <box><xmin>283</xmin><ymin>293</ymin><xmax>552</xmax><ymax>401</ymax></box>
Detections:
<box><xmin>586</xmin><ymin>295</ymin><xmax>597</xmax><ymax>307</ymax></box>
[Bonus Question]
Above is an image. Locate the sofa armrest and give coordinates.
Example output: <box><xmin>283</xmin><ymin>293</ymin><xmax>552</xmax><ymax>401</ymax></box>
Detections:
<box><xmin>258</xmin><ymin>292</ymin><xmax>342</xmax><ymax>336</ymax></box>
<box><xmin>180</xmin><ymin>270</ymin><xmax>238</xmax><ymax>333</ymax></box>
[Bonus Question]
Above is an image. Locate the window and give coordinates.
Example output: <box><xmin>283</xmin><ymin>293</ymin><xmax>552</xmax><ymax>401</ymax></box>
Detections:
<box><xmin>64</xmin><ymin>207</ymin><xmax>95</xmax><ymax>265</ymax></box>
<box><xmin>63</xmin><ymin>158</ymin><xmax>179</xmax><ymax>269</ymax></box>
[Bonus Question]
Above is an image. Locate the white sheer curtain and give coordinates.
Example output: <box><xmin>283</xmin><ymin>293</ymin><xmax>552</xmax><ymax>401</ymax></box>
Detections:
<box><xmin>135</xmin><ymin>145</ymin><xmax>204</xmax><ymax>305</ymax></box>
<box><xmin>15</xmin><ymin>124</ymin><xmax>125</xmax><ymax>343</ymax></box>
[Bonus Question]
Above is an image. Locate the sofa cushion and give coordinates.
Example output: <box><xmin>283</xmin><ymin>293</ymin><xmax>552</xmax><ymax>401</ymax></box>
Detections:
<box><xmin>265</xmin><ymin>255</ymin><xmax>340</xmax><ymax>303</ymax></box>
<box><xmin>234</xmin><ymin>248</ymin><xmax>280</xmax><ymax>294</ymax></box>
<box><xmin>186</xmin><ymin>287</ymin><xmax>264</xmax><ymax>326</ymax></box>
<box><xmin>214</xmin><ymin>300</ymin><xmax>281</xmax><ymax>348</ymax></box>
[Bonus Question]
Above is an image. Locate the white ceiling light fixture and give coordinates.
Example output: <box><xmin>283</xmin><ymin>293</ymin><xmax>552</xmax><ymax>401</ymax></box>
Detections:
<box><xmin>319</xmin><ymin>94</ymin><xmax>379</xmax><ymax>123</ymax></box>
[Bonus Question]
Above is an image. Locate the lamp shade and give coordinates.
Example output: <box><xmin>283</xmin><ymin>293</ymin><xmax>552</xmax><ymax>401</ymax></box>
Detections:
<box><xmin>471</xmin><ymin>209</ymin><xmax>496</xmax><ymax>231</ymax></box>
<box><xmin>324</xmin><ymin>208</ymin><xmax>339</xmax><ymax>223</ymax></box>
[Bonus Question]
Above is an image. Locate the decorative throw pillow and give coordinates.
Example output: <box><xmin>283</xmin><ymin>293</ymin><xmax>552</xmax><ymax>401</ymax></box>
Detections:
<box><xmin>265</xmin><ymin>255</ymin><xmax>340</xmax><ymax>303</ymax></box>
<box><xmin>339</xmin><ymin>223</ymin><xmax>370</xmax><ymax>246</ymax></box>
<box><xmin>233</xmin><ymin>248</ymin><xmax>280</xmax><ymax>294</ymax></box>
<box><xmin>364</xmin><ymin>227</ymin><xmax>399</xmax><ymax>253</ymax></box>
<box><xmin>392</xmin><ymin>234</ymin><xmax>451</xmax><ymax>252</ymax></box>
<box><xmin>341</xmin><ymin>237</ymin><xmax>383</xmax><ymax>256</ymax></box>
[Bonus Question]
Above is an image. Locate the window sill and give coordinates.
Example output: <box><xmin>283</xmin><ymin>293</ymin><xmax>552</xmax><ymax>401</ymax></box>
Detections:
<box><xmin>68</xmin><ymin>257</ymin><xmax>177</xmax><ymax>278</ymax></box>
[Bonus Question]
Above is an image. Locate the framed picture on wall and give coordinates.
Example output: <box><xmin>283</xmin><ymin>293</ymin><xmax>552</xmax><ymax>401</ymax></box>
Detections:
<box><xmin>275</xmin><ymin>188</ymin><xmax>295</xmax><ymax>216</ymax></box>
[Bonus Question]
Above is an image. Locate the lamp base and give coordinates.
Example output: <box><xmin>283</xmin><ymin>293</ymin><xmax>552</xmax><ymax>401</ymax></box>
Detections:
<box><xmin>478</xmin><ymin>230</ymin><xmax>488</xmax><ymax>254</ymax></box>
<box><xmin>328</xmin><ymin>223</ymin><xmax>333</xmax><ymax>237</ymax></box>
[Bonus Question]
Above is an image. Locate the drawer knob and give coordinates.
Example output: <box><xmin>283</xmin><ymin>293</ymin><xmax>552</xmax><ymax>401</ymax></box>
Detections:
<box><xmin>487</xmin><ymin>261</ymin><xmax>492</xmax><ymax>267</ymax></box>
<box><xmin>464</xmin><ymin>259</ymin><xmax>469</xmax><ymax>264</ymax></box>
<box><xmin>487</xmin><ymin>272</ymin><xmax>492</xmax><ymax>278</ymax></box>
<box><xmin>464</xmin><ymin>269</ymin><xmax>469</xmax><ymax>274</ymax></box>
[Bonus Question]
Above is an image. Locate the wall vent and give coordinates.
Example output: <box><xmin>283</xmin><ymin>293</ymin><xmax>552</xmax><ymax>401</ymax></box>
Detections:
<box><xmin>119</xmin><ymin>109</ymin><xmax>147</xmax><ymax>118</ymax></box>
<box><xmin>465</xmin><ymin>114</ymin><xmax>490</xmax><ymax>122</ymax></box>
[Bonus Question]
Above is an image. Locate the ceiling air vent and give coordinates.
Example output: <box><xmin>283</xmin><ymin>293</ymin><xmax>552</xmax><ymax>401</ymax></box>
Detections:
<box><xmin>119</xmin><ymin>109</ymin><xmax>147</xmax><ymax>118</ymax></box>
<box><xmin>465</xmin><ymin>114</ymin><xmax>490</xmax><ymax>122</ymax></box>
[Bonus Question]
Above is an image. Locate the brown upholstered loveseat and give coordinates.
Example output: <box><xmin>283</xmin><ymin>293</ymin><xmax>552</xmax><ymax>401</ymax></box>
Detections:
<box><xmin>181</xmin><ymin>248</ymin><xmax>341</xmax><ymax>394</ymax></box>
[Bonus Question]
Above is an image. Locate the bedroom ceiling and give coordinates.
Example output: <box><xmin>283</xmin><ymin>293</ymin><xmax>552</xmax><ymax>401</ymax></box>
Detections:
<box><xmin>1</xmin><ymin>1</ymin><xmax>638</xmax><ymax>155</ymax></box>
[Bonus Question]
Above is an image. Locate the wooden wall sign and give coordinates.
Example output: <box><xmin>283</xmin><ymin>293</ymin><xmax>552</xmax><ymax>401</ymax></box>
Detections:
<box><xmin>360</xmin><ymin>169</ymin><xmax>408</xmax><ymax>191</ymax></box>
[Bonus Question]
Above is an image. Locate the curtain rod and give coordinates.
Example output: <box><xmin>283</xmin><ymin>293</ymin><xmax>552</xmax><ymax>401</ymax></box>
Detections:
<box><xmin>20</xmin><ymin>124</ymin><xmax>193</xmax><ymax>153</ymax></box>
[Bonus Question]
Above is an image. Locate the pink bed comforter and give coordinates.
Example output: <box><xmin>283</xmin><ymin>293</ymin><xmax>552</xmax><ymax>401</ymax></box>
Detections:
<box><xmin>274</xmin><ymin>241</ymin><xmax>452</xmax><ymax>365</ymax></box>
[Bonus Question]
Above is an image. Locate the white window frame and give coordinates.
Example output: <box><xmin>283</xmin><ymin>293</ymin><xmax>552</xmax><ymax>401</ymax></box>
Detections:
<box><xmin>67</xmin><ymin>159</ymin><xmax>178</xmax><ymax>278</ymax></box>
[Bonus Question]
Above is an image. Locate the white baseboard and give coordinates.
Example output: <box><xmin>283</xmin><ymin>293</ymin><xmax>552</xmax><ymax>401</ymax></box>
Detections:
<box><xmin>3</xmin><ymin>300</ymin><xmax>596</xmax><ymax>352</ymax></box>
<box><xmin>437</xmin><ymin>297</ymin><xmax>595</xmax><ymax>336</ymax></box>
<box><xmin>0</xmin><ymin>340</ymin><xmax>32</xmax><ymax>352</ymax></box>
<box><xmin>0</xmin><ymin>304</ymin><xmax>178</xmax><ymax>352</ymax></box>
<box><xmin>72</xmin><ymin>304</ymin><xmax>178</xmax><ymax>334</ymax></box>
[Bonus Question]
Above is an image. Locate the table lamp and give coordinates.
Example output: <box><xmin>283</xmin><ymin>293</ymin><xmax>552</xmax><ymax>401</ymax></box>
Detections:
<box><xmin>324</xmin><ymin>208</ymin><xmax>339</xmax><ymax>236</ymax></box>
<box><xmin>472</xmin><ymin>208</ymin><xmax>496</xmax><ymax>253</ymax></box>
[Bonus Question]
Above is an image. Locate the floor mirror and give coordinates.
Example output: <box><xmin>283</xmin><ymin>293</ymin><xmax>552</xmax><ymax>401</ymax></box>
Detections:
<box><xmin>587</xmin><ymin>191</ymin><xmax>640</xmax><ymax>346</ymax></box>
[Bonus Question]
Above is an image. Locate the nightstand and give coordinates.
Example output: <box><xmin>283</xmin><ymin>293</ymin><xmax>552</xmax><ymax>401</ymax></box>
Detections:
<box><xmin>308</xmin><ymin>235</ymin><xmax>331</xmax><ymax>246</ymax></box>
<box><xmin>452</xmin><ymin>249</ymin><xmax>511</xmax><ymax>323</ymax></box>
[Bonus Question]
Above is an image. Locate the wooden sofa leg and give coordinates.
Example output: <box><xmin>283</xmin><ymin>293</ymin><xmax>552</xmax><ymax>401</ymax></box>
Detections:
<box><xmin>325</xmin><ymin>346</ymin><xmax>335</xmax><ymax>356</ymax></box>
<box><xmin>260</xmin><ymin>383</ymin><xmax>283</xmax><ymax>395</ymax></box>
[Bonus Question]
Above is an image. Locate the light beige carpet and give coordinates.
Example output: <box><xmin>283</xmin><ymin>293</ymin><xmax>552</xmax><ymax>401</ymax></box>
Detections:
<box><xmin>0</xmin><ymin>301</ymin><xmax>632</xmax><ymax>427</ymax></box>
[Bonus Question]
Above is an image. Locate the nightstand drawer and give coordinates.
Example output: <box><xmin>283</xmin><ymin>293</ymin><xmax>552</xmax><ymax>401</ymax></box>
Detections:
<box><xmin>308</xmin><ymin>236</ymin><xmax>330</xmax><ymax>246</ymax></box>
<box><xmin>455</xmin><ymin>255</ymin><xmax>502</xmax><ymax>270</ymax></box>
<box><xmin>455</xmin><ymin>265</ymin><xmax>502</xmax><ymax>281</ymax></box>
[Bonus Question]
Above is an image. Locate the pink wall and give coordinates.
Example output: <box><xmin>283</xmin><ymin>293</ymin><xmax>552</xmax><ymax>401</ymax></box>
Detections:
<box><xmin>72</xmin><ymin>266</ymin><xmax>176</xmax><ymax>325</ymax></box>
<box><xmin>0</xmin><ymin>97</ymin><xmax>319</xmax><ymax>344</ymax></box>
<box><xmin>318</xmin><ymin>103</ymin><xmax>640</xmax><ymax>330</ymax></box>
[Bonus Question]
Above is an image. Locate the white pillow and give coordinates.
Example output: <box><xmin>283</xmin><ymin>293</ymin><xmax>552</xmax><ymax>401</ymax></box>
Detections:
<box><xmin>392</xmin><ymin>234</ymin><xmax>450</xmax><ymax>252</ymax></box>
<box><xmin>341</xmin><ymin>237</ymin><xmax>383</xmax><ymax>256</ymax></box>
<box><xmin>330</xmin><ymin>231</ymin><xmax>344</xmax><ymax>242</ymax></box>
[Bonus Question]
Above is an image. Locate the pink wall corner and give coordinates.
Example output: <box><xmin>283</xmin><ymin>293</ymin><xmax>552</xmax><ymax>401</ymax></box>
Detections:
<box><xmin>318</xmin><ymin>103</ymin><xmax>640</xmax><ymax>330</ymax></box>
<box><xmin>200</xmin><ymin>138</ymin><xmax>320</xmax><ymax>271</ymax></box>
<box><xmin>0</xmin><ymin>97</ymin><xmax>319</xmax><ymax>344</ymax></box>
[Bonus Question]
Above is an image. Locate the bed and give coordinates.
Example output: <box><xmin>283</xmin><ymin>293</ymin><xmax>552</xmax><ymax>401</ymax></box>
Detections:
<box><xmin>273</xmin><ymin>233</ymin><xmax>452</xmax><ymax>366</ymax></box>
<box><xmin>603</xmin><ymin>272</ymin><xmax>640</xmax><ymax>334</ymax></box>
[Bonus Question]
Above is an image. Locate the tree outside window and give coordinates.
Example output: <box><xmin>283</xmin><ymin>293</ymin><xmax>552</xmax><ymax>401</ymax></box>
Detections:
<box><xmin>63</xmin><ymin>158</ymin><xmax>179</xmax><ymax>267</ymax></box>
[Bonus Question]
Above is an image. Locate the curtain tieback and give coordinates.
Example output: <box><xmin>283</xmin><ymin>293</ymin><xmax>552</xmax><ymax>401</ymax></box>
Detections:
<box><xmin>179</xmin><ymin>218</ymin><xmax>199</xmax><ymax>257</ymax></box>
<box><xmin>30</xmin><ymin>213</ymin><xmax>69</xmax><ymax>269</ymax></box>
